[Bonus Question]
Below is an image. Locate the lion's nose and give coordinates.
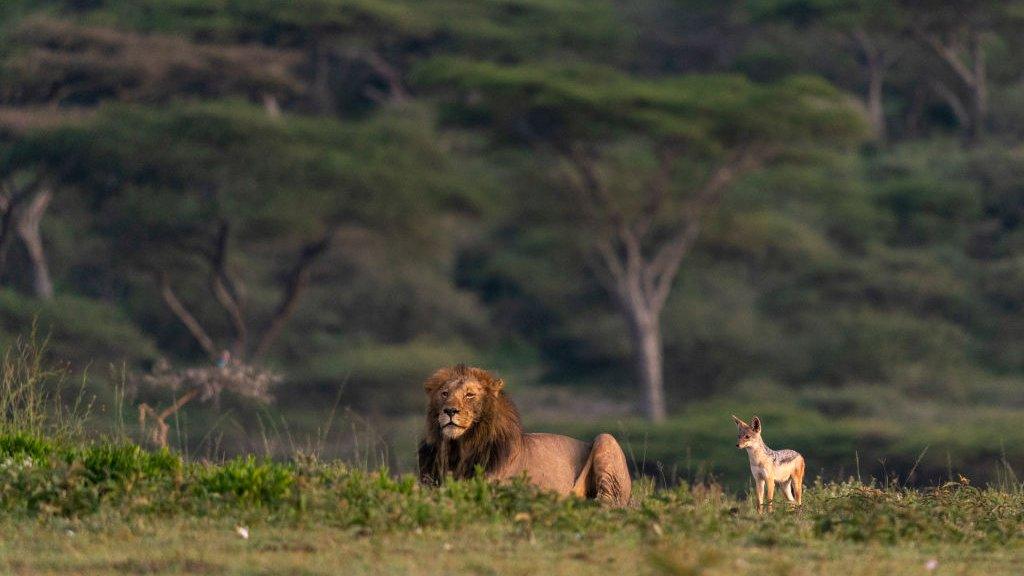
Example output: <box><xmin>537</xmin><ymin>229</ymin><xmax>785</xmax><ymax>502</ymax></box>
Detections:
<box><xmin>443</xmin><ymin>407</ymin><xmax>459</xmax><ymax>417</ymax></box>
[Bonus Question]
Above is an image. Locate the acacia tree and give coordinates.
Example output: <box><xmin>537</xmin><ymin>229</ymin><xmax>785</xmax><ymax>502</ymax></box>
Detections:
<box><xmin>0</xmin><ymin>170</ymin><xmax>52</xmax><ymax>298</ymax></box>
<box><xmin>16</xmin><ymin>101</ymin><xmax>458</xmax><ymax>364</ymax></box>
<box><xmin>751</xmin><ymin>0</ymin><xmax>906</xmax><ymax>142</ymax></box>
<box><xmin>897</xmin><ymin>0</ymin><xmax>1024</xmax><ymax>142</ymax></box>
<box><xmin>75</xmin><ymin>0</ymin><xmax>620</xmax><ymax>114</ymax></box>
<box><xmin>420</xmin><ymin>60</ymin><xmax>864</xmax><ymax>421</ymax></box>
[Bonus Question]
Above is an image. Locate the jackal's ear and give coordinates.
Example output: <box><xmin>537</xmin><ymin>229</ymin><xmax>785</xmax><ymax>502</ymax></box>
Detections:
<box><xmin>751</xmin><ymin>416</ymin><xmax>761</xmax><ymax>433</ymax></box>
<box><xmin>731</xmin><ymin>414</ymin><xmax>745</xmax><ymax>428</ymax></box>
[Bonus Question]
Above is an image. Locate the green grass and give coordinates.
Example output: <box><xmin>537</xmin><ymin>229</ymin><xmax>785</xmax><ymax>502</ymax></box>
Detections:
<box><xmin>0</xmin><ymin>431</ymin><xmax>1021</xmax><ymax>574</ymax></box>
<box><xmin>0</xmin><ymin>337</ymin><xmax>1021</xmax><ymax>574</ymax></box>
<box><xmin>534</xmin><ymin>396</ymin><xmax>1024</xmax><ymax>491</ymax></box>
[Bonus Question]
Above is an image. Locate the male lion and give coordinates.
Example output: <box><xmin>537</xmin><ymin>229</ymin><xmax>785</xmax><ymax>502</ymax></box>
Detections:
<box><xmin>417</xmin><ymin>364</ymin><xmax>631</xmax><ymax>506</ymax></box>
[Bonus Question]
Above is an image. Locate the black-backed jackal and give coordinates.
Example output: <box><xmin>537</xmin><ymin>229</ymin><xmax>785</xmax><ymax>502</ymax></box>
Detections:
<box><xmin>732</xmin><ymin>415</ymin><xmax>805</xmax><ymax>512</ymax></box>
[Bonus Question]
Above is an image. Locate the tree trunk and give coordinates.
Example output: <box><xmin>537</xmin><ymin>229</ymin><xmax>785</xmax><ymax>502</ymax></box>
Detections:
<box><xmin>0</xmin><ymin>192</ymin><xmax>19</xmax><ymax>281</ymax></box>
<box><xmin>16</xmin><ymin>188</ymin><xmax>53</xmax><ymax>299</ymax></box>
<box><xmin>968</xmin><ymin>32</ymin><xmax>988</xmax><ymax>143</ymax></box>
<box><xmin>626</xmin><ymin>309</ymin><xmax>667</xmax><ymax>423</ymax></box>
<box><xmin>913</xmin><ymin>27</ymin><xmax>988</xmax><ymax>144</ymax></box>
<box><xmin>855</xmin><ymin>30</ymin><xmax>887</xmax><ymax>143</ymax></box>
<box><xmin>311</xmin><ymin>39</ymin><xmax>333</xmax><ymax>114</ymax></box>
<box><xmin>866</xmin><ymin>58</ymin><xmax>886</xmax><ymax>143</ymax></box>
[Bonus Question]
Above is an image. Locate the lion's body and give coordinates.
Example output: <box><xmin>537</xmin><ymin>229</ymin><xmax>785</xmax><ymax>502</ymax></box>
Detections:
<box><xmin>418</xmin><ymin>365</ymin><xmax>631</xmax><ymax>506</ymax></box>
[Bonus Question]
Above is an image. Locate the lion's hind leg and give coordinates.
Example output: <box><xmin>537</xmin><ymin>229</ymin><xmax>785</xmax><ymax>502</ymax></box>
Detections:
<box><xmin>587</xmin><ymin>433</ymin><xmax>631</xmax><ymax>507</ymax></box>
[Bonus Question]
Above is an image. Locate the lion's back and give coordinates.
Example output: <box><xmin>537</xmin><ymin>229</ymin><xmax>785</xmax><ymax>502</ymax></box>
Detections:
<box><xmin>514</xmin><ymin>433</ymin><xmax>591</xmax><ymax>493</ymax></box>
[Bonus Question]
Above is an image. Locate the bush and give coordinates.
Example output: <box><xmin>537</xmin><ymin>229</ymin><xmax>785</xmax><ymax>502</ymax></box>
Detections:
<box><xmin>0</xmin><ymin>290</ymin><xmax>157</xmax><ymax>370</ymax></box>
<box><xmin>73</xmin><ymin>443</ymin><xmax>181</xmax><ymax>484</ymax></box>
<box><xmin>195</xmin><ymin>456</ymin><xmax>295</xmax><ymax>506</ymax></box>
<box><xmin>0</xmin><ymin>431</ymin><xmax>55</xmax><ymax>460</ymax></box>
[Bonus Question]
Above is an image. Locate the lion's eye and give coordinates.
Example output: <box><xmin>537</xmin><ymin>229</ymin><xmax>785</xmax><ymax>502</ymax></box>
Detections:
<box><xmin>440</xmin><ymin>390</ymin><xmax>449</xmax><ymax>398</ymax></box>
<box><xmin>465</xmin><ymin>393</ymin><xmax>476</xmax><ymax>399</ymax></box>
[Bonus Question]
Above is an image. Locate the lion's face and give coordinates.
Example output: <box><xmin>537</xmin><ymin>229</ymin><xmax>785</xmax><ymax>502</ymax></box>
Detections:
<box><xmin>424</xmin><ymin>365</ymin><xmax>504</xmax><ymax>440</ymax></box>
<box><xmin>435</xmin><ymin>378</ymin><xmax>484</xmax><ymax>439</ymax></box>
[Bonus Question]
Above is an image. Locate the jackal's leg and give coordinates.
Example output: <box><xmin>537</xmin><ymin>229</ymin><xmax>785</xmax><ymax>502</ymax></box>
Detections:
<box><xmin>793</xmin><ymin>458</ymin><xmax>805</xmax><ymax>506</ymax></box>
<box><xmin>783</xmin><ymin>480</ymin><xmax>795</xmax><ymax>503</ymax></box>
<box><xmin>585</xmin><ymin>433</ymin><xmax>631</xmax><ymax>507</ymax></box>
<box><xmin>765</xmin><ymin>477</ymin><xmax>776</xmax><ymax>511</ymax></box>
<box><xmin>755</xmin><ymin>478</ymin><xmax>766</xmax><ymax>513</ymax></box>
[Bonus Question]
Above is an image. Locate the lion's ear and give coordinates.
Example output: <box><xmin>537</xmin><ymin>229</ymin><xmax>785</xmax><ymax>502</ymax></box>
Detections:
<box><xmin>424</xmin><ymin>367</ymin><xmax>451</xmax><ymax>395</ymax></box>
<box><xmin>491</xmin><ymin>378</ymin><xmax>505</xmax><ymax>393</ymax></box>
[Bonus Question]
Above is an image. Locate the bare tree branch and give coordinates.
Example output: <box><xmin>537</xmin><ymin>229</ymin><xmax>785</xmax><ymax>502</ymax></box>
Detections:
<box><xmin>207</xmin><ymin>221</ymin><xmax>247</xmax><ymax>356</ymax></box>
<box><xmin>645</xmin><ymin>149</ymin><xmax>765</xmax><ymax>312</ymax></box>
<box><xmin>15</xmin><ymin>186</ymin><xmax>54</xmax><ymax>299</ymax></box>
<box><xmin>565</xmin><ymin>143</ymin><xmax>625</xmax><ymax>229</ymax></box>
<box><xmin>138</xmin><ymin>388</ymin><xmax>200</xmax><ymax>449</ymax></box>
<box><xmin>635</xmin><ymin>147</ymin><xmax>677</xmax><ymax>239</ymax></box>
<box><xmin>252</xmin><ymin>230</ymin><xmax>336</xmax><ymax>360</ymax></box>
<box><xmin>0</xmin><ymin>173</ymin><xmax>44</xmax><ymax>279</ymax></box>
<box><xmin>911</xmin><ymin>25</ymin><xmax>978</xmax><ymax>89</ymax></box>
<box><xmin>345</xmin><ymin>46</ymin><xmax>410</xmax><ymax>104</ymax></box>
<box><xmin>646</xmin><ymin>222</ymin><xmax>701</xmax><ymax>314</ymax></box>
<box><xmin>929</xmin><ymin>79</ymin><xmax>970</xmax><ymax>127</ymax></box>
<box><xmin>158</xmin><ymin>272</ymin><xmax>219</xmax><ymax>360</ymax></box>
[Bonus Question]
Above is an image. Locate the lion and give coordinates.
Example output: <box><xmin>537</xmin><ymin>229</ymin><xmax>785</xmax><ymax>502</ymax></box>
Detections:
<box><xmin>417</xmin><ymin>364</ymin><xmax>631</xmax><ymax>506</ymax></box>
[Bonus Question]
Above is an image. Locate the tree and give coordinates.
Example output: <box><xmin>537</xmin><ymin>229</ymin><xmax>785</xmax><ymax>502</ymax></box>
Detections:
<box><xmin>750</xmin><ymin>0</ymin><xmax>907</xmax><ymax>142</ymax></box>
<box><xmin>0</xmin><ymin>17</ymin><xmax>304</xmax><ymax>111</ymax></box>
<box><xmin>69</xmin><ymin>0</ymin><xmax>623</xmax><ymax>114</ymax></box>
<box><xmin>419</xmin><ymin>59</ymin><xmax>865</xmax><ymax>421</ymax></box>
<box><xmin>0</xmin><ymin>171</ymin><xmax>51</xmax><ymax>298</ymax></box>
<box><xmin>13</xmin><ymin>101</ymin><xmax>461</xmax><ymax>363</ymax></box>
<box><xmin>898</xmin><ymin>0</ymin><xmax>1024</xmax><ymax>142</ymax></box>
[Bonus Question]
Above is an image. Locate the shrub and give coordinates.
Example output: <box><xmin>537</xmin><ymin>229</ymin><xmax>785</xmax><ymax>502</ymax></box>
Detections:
<box><xmin>195</xmin><ymin>456</ymin><xmax>295</xmax><ymax>506</ymax></box>
<box><xmin>0</xmin><ymin>431</ymin><xmax>55</xmax><ymax>460</ymax></box>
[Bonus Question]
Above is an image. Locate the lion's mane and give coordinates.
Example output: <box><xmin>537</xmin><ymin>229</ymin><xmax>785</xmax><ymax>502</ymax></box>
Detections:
<box><xmin>417</xmin><ymin>364</ymin><xmax>522</xmax><ymax>483</ymax></box>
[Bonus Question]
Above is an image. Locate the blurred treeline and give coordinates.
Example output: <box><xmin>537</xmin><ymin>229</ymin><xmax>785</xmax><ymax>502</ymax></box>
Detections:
<box><xmin>1</xmin><ymin>1</ymin><xmax>1024</xmax><ymax>477</ymax></box>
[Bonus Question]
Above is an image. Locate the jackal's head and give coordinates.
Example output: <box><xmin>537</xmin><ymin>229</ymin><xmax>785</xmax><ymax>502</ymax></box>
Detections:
<box><xmin>731</xmin><ymin>415</ymin><xmax>761</xmax><ymax>449</ymax></box>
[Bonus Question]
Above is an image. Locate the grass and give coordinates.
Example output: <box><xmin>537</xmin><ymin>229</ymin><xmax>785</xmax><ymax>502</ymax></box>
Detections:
<box><xmin>0</xmin><ymin>444</ymin><xmax>1020</xmax><ymax>575</ymax></box>
<box><xmin>2</xmin><ymin>519</ymin><xmax>1021</xmax><ymax>575</ymax></box>
<box><xmin>535</xmin><ymin>396</ymin><xmax>1024</xmax><ymax>491</ymax></box>
<box><xmin>0</xmin><ymin>334</ymin><xmax>1022</xmax><ymax>574</ymax></box>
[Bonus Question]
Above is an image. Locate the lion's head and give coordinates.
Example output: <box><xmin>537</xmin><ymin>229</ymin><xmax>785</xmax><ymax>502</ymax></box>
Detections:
<box><xmin>426</xmin><ymin>364</ymin><xmax>504</xmax><ymax>440</ymax></box>
<box><xmin>418</xmin><ymin>364</ymin><xmax>522</xmax><ymax>483</ymax></box>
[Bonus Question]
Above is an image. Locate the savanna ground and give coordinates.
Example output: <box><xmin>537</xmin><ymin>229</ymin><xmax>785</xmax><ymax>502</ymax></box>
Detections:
<box><xmin>0</xmin><ymin>474</ymin><xmax>1022</xmax><ymax>576</ymax></box>
<box><xmin>0</xmin><ymin>340</ymin><xmax>1021</xmax><ymax>575</ymax></box>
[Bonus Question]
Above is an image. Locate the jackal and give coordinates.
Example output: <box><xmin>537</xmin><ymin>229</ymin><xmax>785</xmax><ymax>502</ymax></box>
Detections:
<box><xmin>732</xmin><ymin>415</ymin><xmax>805</xmax><ymax>512</ymax></box>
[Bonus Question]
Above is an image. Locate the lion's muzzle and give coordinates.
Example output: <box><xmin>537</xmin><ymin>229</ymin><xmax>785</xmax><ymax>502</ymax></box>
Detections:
<box><xmin>438</xmin><ymin>408</ymin><xmax>469</xmax><ymax>439</ymax></box>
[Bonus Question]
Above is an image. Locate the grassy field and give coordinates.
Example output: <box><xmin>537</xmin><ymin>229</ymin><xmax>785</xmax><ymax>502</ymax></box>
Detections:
<box><xmin>3</xmin><ymin>517</ymin><xmax>1022</xmax><ymax>575</ymax></box>
<box><xmin>0</xmin><ymin>433</ymin><xmax>1021</xmax><ymax>575</ymax></box>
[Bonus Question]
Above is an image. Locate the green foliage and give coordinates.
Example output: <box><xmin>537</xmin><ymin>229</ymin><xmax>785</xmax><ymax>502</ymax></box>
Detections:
<box><xmin>300</xmin><ymin>339</ymin><xmax>480</xmax><ymax>413</ymax></box>
<box><xmin>196</xmin><ymin>456</ymin><xmax>295</xmax><ymax>506</ymax></box>
<box><xmin>0</xmin><ymin>431</ymin><xmax>55</xmax><ymax>460</ymax></box>
<box><xmin>0</xmin><ymin>290</ymin><xmax>157</xmax><ymax>369</ymax></box>
<box><xmin>416</xmin><ymin>58</ymin><xmax>867</xmax><ymax>152</ymax></box>
<box><xmin>0</xmin><ymin>431</ymin><xmax>1020</xmax><ymax>558</ymax></box>
<box><xmin>72</xmin><ymin>443</ymin><xmax>182</xmax><ymax>484</ymax></box>
<box><xmin>74</xmin><ymin>0</ymin><xmax>624</xmax><ymax>60</ymax></box>
<box><xmin>0</xmin><ymin>0</ymin><xmax>1024</xmax><ymax>461</ymax></box>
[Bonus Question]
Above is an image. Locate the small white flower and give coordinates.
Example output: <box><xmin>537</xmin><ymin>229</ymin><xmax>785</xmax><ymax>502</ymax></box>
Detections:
<box><xmin>235</xmin><ymin>526</ymin><xmax>249</xmax><ymax>540</ymax></box>
<box><xmin>442</xmin><ymin>542</ymin><xmax>452</xmax><ymax>552</ymax></box>
<box><xmin>925</xmin><ymin>559</ymin><xmax>939</xmax><ymax>571</ymax></box>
